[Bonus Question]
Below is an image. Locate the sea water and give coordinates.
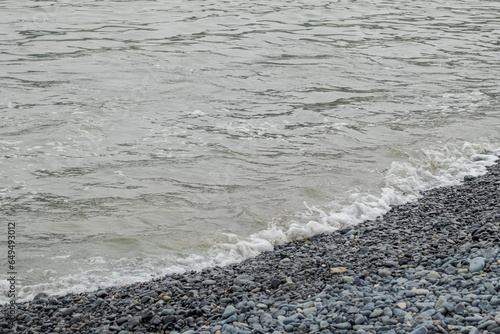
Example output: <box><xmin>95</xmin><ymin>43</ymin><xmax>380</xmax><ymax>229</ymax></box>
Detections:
<box><xmin>0</xmin><ymin>0</ymin><xmax>499</xmax><ymax>303</ymax></box>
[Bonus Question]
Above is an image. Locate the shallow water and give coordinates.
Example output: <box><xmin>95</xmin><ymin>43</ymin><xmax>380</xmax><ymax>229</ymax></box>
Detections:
<box><xmin>0</xmin><ymin>0</ymin><xmax>499</xmax><ymax>303</ymax></box>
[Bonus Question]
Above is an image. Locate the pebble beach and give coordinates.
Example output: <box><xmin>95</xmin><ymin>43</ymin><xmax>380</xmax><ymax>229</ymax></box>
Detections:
<box><xmin>2</xmin><ymin>158</ymin><xmax>500</xmax><ymax>334</ymax></box>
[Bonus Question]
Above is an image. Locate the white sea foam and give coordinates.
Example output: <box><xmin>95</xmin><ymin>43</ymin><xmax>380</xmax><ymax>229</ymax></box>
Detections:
<box><xmin>208</xmin><ymin>141</ymin><xmax>499</xmax><ymax>262</ymax></box>
<box><xmin>173</xmin><ymin>141</ymin><xmax>499</xmax><ymax>273</ymax></box>
<box><xmin>1</xmin><ymin>142</ymin><xmax>498</xmax><ymax>305</ymax></box>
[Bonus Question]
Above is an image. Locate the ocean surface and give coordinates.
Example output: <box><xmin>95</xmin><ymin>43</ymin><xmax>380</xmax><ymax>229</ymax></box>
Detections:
<box><xmin>1</xmin><ymin>0</ymin><xmax>499</xmax><ymax>304</ymax></box>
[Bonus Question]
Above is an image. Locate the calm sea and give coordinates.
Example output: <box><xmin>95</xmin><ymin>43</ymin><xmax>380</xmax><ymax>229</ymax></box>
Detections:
<box><xmin>1</xmin><ymin>0</ymin><xmax>499</xmax><ymax>303</ymax></box>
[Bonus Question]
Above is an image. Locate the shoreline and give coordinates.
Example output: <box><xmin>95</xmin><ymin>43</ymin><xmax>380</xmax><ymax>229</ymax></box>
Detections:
<box><xmin>2</xmin><ymin>161</ymin><xmax>500</xmax><ymax>333</ymax></box>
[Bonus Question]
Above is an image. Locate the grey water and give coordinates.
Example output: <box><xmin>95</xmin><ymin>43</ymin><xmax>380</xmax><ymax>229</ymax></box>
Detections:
<box><xmin>0</xmin><ymin>0</ymin><xmax>499</xmax><ymax>302</ymax></box>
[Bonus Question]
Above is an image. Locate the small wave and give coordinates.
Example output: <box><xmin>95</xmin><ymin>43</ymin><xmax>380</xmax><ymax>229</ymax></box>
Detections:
<box><xmin>208</xmin><ymin>141</ymin><xmax>498</xmax><ymax>262</ymax></box>
<box><xmin>1</xmin><ymin>141</ymin><xmax>498</xmax><ymax>305</ymax></box>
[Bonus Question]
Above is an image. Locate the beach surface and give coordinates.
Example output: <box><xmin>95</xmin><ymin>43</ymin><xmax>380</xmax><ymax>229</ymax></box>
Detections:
<box><xmin>2</xmin><ymin>159</ymin><xmax>500</xmax><ymax>333</ymax></box>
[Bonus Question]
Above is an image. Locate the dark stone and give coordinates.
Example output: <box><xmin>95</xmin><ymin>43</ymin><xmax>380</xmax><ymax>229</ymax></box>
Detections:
<box><xmin>96</xmin><ymin>290</ymin><xmax>108</xmax><ymax>298</ymax></box>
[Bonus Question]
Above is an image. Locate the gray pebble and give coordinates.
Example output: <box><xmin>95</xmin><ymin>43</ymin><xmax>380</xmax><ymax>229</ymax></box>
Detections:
<box><xmin>469</xmin><ymin>257</ymin><xmax>485</xmax><ymax>273</ymax></box>
<box><xmin>222</xmin><ymin>305</ymin><xmax>237</xmax><ymax>319</ymax></box>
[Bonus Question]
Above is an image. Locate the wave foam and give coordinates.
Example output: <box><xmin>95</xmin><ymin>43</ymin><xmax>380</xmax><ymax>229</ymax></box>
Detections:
<box><xmin>212</xmin><ymin>141</ymin><xmax>499</xmax><ymax>260</ymax></box>
<box><xmin>1</xmin><ymin>141</ymin><xmax>498</xmax><ymax>305</ymax></box>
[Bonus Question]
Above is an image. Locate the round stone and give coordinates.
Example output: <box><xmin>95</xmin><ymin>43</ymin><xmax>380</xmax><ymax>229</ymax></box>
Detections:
<box><xmin>469</xmin><ymin>257</ymin><xmax>485</xmax><ymax>273</ymax></box>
